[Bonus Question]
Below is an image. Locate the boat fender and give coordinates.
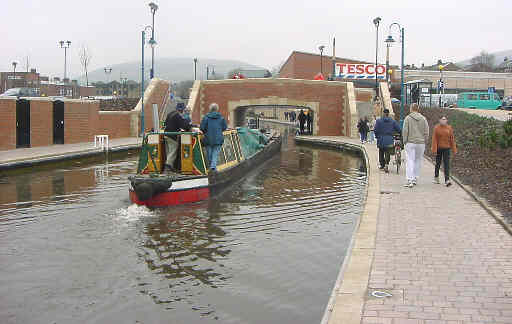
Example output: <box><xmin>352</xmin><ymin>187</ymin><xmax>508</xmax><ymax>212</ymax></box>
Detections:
<box><xmin>130</xmin><ymin>177</ymin><xmax>173</xmax><ymax>201</ymax></box>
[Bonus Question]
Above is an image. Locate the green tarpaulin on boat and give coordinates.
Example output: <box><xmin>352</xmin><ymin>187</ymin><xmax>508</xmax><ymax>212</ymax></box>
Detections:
<box><xmin>237</xmin><ymin>127</ymin><xmax>269</xmax><ymax>158</ymax></box>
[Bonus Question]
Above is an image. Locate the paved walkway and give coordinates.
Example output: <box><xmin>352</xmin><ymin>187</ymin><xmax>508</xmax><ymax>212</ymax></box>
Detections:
<box><xmin>0</xmin><ymin>137</ymin><xmax>140</xmax><ymax>169</ymax></box>
<box><xmin>295</xmin><ymin>136</ymin><xmax>512</xmax><ymax>324</ymax></box>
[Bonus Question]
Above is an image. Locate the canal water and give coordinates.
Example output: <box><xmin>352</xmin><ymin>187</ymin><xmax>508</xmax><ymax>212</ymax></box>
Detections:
<box><xmin>0</xmin><ymin>125</ymin><xmax>367</xmax><ymax>324</ymax></box>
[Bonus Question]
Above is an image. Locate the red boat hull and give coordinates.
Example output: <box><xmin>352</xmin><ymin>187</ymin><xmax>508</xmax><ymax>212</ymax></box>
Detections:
<box><xmin>129</xmin><ymin>187</ymin><xmax>210</xmax><ymax>207</ymax></box>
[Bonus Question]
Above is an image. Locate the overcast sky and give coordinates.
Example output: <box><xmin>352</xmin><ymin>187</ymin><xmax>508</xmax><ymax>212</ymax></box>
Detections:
<box><xmin>1</xmin><ymin>0</ymin><xmax>510</xmax><ymax>80</ymax></box>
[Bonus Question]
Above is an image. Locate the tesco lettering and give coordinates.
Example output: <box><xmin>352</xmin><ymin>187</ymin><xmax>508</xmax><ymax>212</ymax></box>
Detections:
<box><xmin>335</xmin><ymin>63</ymin><xmax>386</xmax><ymax>79</ymax></box>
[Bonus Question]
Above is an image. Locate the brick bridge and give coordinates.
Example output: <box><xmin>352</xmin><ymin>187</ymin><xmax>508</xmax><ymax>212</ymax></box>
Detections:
<box><xmin>188</xmin><ymin>78</ymin><xmax>392</xmax><ymax>137</ymax></box>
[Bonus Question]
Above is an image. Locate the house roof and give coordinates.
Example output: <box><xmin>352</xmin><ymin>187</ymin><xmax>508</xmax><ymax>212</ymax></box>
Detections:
<box><xmin>279</xmin><ymin>50</ymin><xmax>371</xmax><ymax>73</ymax></box>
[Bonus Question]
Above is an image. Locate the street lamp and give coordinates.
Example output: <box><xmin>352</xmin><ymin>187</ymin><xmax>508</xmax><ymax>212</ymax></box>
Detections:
<box><xmin>384</xmin><ymin>35</ymin><xmax>395</xmax><ymax>84</ymax></box>
<box><xmin>148</xmin><ymin>2</ymin><xmax>158</xmax><ymax>79</ymax></box>
<box><xmin>194</xmin><ymin>58</ymin><xmax>198</xmax><ymax>80</ymax></box>
<box><xmin>59</xmin><ymin>40</ymin><xmax>71</xmax><ymax>81</ymax></box>
<box><xmin>104</xmin><ymin>67</ymin><xmax>112</xmax><ymax>95</ymax></box>
<box><xmin>387</xmin><ymin>22</ymin><xmax>405</xmax><ymax>127</ymax></box>
<box><xmin>140</xmin><ymin>25</ymin><xmax>154</xmax><ymax>135</ymax></box>
<box><xmin>12</xmin><ymin>62</ymin><xmax>17</xmax><ymax>89</ymax></box>
<box><xmin>438</xmin><ymin>64</ymin><xmax>444</xmax><ymax>107</ymax></box>
<box><xmin>373</xmin><ymin>17</ymin><xmax>381</xmax><ymax>98</ymax></box>
<box><xmin>318</xmin><ymin>45</ymin><xmax>325</xmax><ymax>75</ymax></box>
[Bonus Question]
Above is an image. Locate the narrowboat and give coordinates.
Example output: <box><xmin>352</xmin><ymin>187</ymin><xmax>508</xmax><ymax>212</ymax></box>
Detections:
<box><xmin>128</xmin><ymin>128</ymin><xmax>281</xmax><ymax>207</ymax></box>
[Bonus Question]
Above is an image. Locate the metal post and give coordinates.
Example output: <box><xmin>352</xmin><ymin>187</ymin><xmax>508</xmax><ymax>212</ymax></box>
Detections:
<box><xmin>206</xmin><ymin>66</ymin><xmax>209</xmax><ymax>80</ymax></box>
<box><xmin>385</xmin><ymin>44</ymin><xmax>390</xmax><ymax>83</ymax></box>
<box><xmin>141</xmin><ymin>30</ymin><xmax>145</xmax><ymax>135</ymax></box>
<box><xmin>375</xmin><ymin>24</ymin><xmax>379</xmax><ymax>97</ymax></box>
<box><xmin>194</xmin><ymin>58</ymin><xmax>197</xmax><ymax>80</ymax></box>
<box><xmin>399</xmin><ymin>27</ymin><xmax>405</xmax><ymax>128</ymax></box>
<box><xmin>150</xmin><ymin>13</ymin><xmax>155</xmax><ymax>79</ymax></box>
<box><xmin>12</xmin><ymin>62</ymin><xmax>17</xmax><ymax>89</ymax></box>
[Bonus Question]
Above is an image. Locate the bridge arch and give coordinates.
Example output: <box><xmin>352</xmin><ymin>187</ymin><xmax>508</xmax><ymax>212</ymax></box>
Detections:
<box><xmin>188</xmin><ymin>78</ymin><xmax>358</xmax><ymax>137</ymax></box>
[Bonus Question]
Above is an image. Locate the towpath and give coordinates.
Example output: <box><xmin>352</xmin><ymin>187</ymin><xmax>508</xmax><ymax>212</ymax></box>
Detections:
<box><xmin>0</xmin><ymin>137</ymin><xmax>140</xmax><ymax>170</ymax></box>
<box><xmin>296</xmin><ymin>136</ymin><xmax>512</xmax><ymax>324</ymax></box>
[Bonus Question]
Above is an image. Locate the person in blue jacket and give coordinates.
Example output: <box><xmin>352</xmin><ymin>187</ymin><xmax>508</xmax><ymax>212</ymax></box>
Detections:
<box><xmin>374</xmin><ymin>109</ymin><xmax>401</xmax><ymax>173</ymax></box>
<box><xmin>200</xmin><ymin>103</ymin><xmax>228</xmax><ymax>171</ymax></box>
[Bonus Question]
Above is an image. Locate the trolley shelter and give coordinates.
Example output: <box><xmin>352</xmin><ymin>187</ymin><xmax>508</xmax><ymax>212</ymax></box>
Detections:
<box><xmin>404</xmin><ymin>80</ymin><xmax>433</xmax><ymax>108</ymax></box>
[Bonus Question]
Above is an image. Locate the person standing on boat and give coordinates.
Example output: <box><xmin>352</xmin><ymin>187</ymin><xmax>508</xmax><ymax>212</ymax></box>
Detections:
<box><xmin>200</xmin><ymin>103</ymin><xmax>227</xmax><ymax>171</ymax></box>
<box><xmin>164</xmin><ymin>103</ymin><xmax>192</xmax><ymax>171</ymax></box>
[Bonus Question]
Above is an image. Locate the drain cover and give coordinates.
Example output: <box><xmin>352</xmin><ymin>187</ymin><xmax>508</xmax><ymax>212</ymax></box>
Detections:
<box><xmin>371</xmin><ymin>290</ymin><xmax>393</xmax><ymax>298</ymax></box>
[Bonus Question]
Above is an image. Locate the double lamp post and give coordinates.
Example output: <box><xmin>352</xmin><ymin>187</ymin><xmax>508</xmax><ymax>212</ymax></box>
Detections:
<box><xmin>140</xmin><ymin>2</ymin><xmax>158</xmax><ymax>135</ymax></box>
<box><xmin>375</xmin><ymin>17</ymin><xmax>405</xmax><ymax>128</ymax></box>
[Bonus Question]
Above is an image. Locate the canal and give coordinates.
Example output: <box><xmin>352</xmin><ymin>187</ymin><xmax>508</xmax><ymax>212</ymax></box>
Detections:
<box><xmin>0</xmin><ymin>125</ymin><xmax>367</xmax><ymax>324</ymax></box>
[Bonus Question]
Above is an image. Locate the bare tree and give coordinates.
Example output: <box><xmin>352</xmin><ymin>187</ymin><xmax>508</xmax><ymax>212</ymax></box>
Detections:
<box><xmin>79</xmin><ymin>45</ymin><xmax>93</xmax><ymax>86</ymax></box>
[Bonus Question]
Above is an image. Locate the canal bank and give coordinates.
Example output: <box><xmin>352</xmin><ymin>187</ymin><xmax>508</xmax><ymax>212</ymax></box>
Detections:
<box><xmin>296</xmin><ymin>136</ymin><xmax>512</xmax><ymax>324</ymax></box>
<box><xmin>0</xmin><ymin>137</ymin><xmax>140</xmax><ymax>171</ymax></box>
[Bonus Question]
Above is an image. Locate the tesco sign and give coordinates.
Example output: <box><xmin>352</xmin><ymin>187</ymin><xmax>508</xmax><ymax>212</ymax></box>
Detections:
<box><xmin>335</xmin><ymin>63</ymin><xmax>386</xmax><ymax>79</ymax></box>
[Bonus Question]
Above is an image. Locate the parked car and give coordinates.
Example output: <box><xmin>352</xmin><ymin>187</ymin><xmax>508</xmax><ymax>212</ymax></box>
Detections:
<box><xmin>0</xmin><ymin>87</ymin><xmax>39</xmax><ymax>97</ymax></box>
<box><xmin>456</xmin><ymin>92</ymin><xmax>502</xmax><ymax>110</ymax></box>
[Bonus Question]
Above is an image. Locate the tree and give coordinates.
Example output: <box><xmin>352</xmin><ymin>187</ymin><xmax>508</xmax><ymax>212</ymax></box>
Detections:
<box><xmin>79</xmin><ymin>45</ymin><xmax>93</xmax><ymax>86</ymax></box>
<box><xmin>469</xmin><ymin>51</ymin><xmax>495</xmax><ymax>72</ymax></box>
<box><xmin>175</xmin><ymin>80</ymin><xmax>194</xmax><ymax>99</ymax></box>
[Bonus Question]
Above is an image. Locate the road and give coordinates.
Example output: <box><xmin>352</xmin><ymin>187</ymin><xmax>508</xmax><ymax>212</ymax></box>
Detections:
<box><xmin>457</xmin><ymin>108</ymin><xmax>512</xmax><ymax>121</ymax></box>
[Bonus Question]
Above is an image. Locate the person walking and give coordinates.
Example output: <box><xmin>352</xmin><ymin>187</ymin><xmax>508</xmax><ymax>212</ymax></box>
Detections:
<box><xmin>431</xmin><ymin>116</ymin><xmax>457</xmax><ymax>186</ymax></box>
<box><xmin>368</xmin><ymin>115</ymin><xmax>376</xmax><ymax>143</ymax></box>
<box><xmin>402</xmin><ymin>103</ymin><xmax>430</xmax><ymax>187</ymax></box>
<box><xmin>200</xmin><ymin>103</ymin><xmax>228</xmax><ymax>171</ymax></box>
<box><xmin>357</xmin><ymin>118</ymin><xmax>369</xmax><ymax>143</ymax></box>
<box><xmin>298</xmin><ymin>109</ymin><xmax>306</xmax><ymax>134</ymax></box>
<box><xmin>164</xmin><ymin>104</ymin><xmax>192</xmax><ymax>171</ymax></box>
<box><xmin>374</xmin><ymin>109</ymin><xmax>401</xmax><ymax>172</ymax></box>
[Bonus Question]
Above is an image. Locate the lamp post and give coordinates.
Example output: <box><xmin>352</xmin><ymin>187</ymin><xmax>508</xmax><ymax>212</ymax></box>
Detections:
<box><xmin>373</xmin><ymin>17</ymin><xmax>382</xmax><ymax>98</ymax></box>
<box><xmin>59</xmin><ymin>40</ymin><xmax>71</xmax><ymax>81</ymax></box>
<box><xmin>194</xmin><ymin>58</ymin><xmax>198</xmax><ymax>80</ymax></box>
<box><xmin>384</xmin><ymin>35</ymin><xmax>395</xmax><ymax>84</ymax></box>
<box><xmin>318</xmin><ymin>45</ymin><xmax>325</xmax><ymax>75</ymax></box>
<box><xmin>387</xmin><ymin>22</ymin><xmax>405</xmax><ymax>127</ymax></box>
<box><xmin>140</xmin><ymin>25</ymin><xmax>153</xmax><ymax>136</ymax></box>
<box><xmin>104</xmin><ymin>67</ymin><xmax>112</xmax><ymax>95</ymax></box>
<box><xmin>206</xmin><ymin>65</ymin><xmax>210</xmax><ymax>80</ymax></box>
<box><xmin>12</xmin><ymin>62</ymin><xmax>17</xmax><ymax>89</ymax></box>
<box><xmin>438</xmin><ymin>64</ymin><xmax>444</xmax><ymax>107</ymax></box>
<box><xmin>148</xmin><ymin>2</ymin><xmax>158</xmax><ymax>79</ymax></box>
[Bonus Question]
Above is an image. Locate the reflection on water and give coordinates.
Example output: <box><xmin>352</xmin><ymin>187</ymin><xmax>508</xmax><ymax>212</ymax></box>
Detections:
<box><xmin>0</xmin><ymin>126</ymin><xmax>367</xmax><ymax>324</ymax></box>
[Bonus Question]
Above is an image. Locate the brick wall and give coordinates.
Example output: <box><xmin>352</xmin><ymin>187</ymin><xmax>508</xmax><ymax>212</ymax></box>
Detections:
<box><xmin>98</xmin><ymin>112</ymin><xmax>132</xmax><ymax>139</ymax></box>
<box><xmin>64</xmin><ymin>100</ymin><xmax>99</xmax><ymax>144</ymax></box>
<box><xmin>0</xmin><ymin>99</ymin><xmax>16</xmax><ymax>151</ymax></box>
<box><xmin>195</xmin><ymin>79</ymin><xmax>349</xmax><ymax>136</ymax></box>
<box><xmin>280</xmin><ymin>51</ymin><xmax>370</xmax><ymax>80</ymax></box>
<box><xmin>355</xmin><ymin>89</ymin><xmax>374</xmax><ymax>102</ymax></box>
<box><xmin>30</xmin><ymin>99</ymin><xmax>53</xmax><ymax>147</ymax></box>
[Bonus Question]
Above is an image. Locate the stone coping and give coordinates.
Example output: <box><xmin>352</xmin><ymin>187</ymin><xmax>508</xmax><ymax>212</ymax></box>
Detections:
<box><xmin>295</xmin><ymin>136</ymin><xmax>379</xmax><ymax>324</ymax></box>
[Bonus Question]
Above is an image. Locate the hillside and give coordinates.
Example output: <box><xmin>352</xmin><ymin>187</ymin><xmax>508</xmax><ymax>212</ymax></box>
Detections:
<box><xmin>457</xmin><ymin>49</ymin><xmax>512</xmax><ymax>67</ymax></box>
<box><xmin>77</xmin><ymin>57</ymin><xmax>264</xmax><ymax>83</ymax></box>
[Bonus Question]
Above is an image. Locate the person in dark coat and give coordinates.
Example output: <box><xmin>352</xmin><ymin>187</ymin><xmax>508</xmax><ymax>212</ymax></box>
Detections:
<box><xmin>298</xmin><ymin>109</ymin><xmax>306</xmax><ymax>134</ymax></box>
<box><xmin>357</xmin><ymin>118</ymin><xmax>370</xmax><ymax>143</ymax></box>
<box><xmin>374</xmin><ymin>109</ymin><xmax>401</xmax><ymax>172</ymax></box>
<box><xmin>164</xmin><ymin>103</ymin><xmax>192</xmax><ymax>170</ymax></box>
<box><xmin>200</xmin><ymin>103</ymin><xmax>228</xmax><ymax>171</ymax></box>
<box><xmin>306</xmin><ymin>111</ymin><xmax>313</xmax><ymax>134</ymax></box>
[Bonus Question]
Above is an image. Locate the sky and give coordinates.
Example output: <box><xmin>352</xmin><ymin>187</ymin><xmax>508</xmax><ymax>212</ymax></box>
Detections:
<box><xmin>1</xmin><ymin>0</ymin><xmax>510</xmax><ymax>80</ymax></box>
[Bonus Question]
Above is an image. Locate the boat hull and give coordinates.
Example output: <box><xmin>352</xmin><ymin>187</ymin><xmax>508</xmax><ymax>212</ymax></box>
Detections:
<box><xmin>129</xmin><ymin>135</ymin><xmax>281</xmax><ymax>207</ymax></box>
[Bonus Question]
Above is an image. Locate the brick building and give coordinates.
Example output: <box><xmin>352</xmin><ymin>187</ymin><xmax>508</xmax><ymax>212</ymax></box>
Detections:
<box><xmin>279</xmin><ymin>51</ymin><xmax>512</xmax><ymax>96</ymax></box>
<box><xmin>0</xmin><ymin>69</ymin><xmax>97</xmax><ymax>98</ymax></box>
